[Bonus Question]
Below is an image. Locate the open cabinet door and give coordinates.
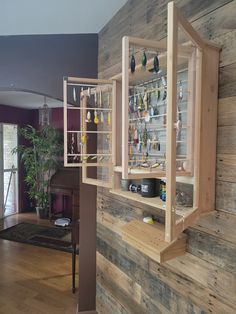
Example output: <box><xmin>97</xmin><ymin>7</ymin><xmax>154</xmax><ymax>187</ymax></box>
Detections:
<box><xmin>63</xmin><ymin>77</ymin><xmax>116</xmax><ymax>188</ymax></box>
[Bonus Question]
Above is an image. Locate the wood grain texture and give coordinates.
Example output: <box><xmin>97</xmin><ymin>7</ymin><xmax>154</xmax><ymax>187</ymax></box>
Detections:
<box><xmin>193</xmin><ymin>210</ymin><xmax>236</xmax><ymax>243</ymax></box>
<box><xmin>98</xmin><ymin>0</ymin><xmax>235</xmax><ymax>79</ymax></box>
<box><xmin>0</xmin><ymin>213</ymin><xmax>78</xmax><ymax>314</ymax></box>
<box><xmin>97</xmin><ymin>198</ymin><xmax>236</xmax><ymax>312</ymax></box>
<box><xmin>217</xmin><ymin>125</ymin><xmax>236</xmax><ymax>154</ymax></box>
<box><xmin>186</xmin><ymin>227</ymin><xmax>236</xmax><ymax>273</ymax></box>
<box><xmin>217</xmin><ymin>154</ymin><xmax>236</xmax><ymax>182</ymax></box>
<box><xmin>216</xmin><ymin>180</ymin><xmax>236</xmax><ymax>214</ymax></box>
<box><xmin>97</xmin><ymin>228</ymin><xmax>235</xmax><ymax>313</ymax></box>
<box><xmin>218</xmin><ymin>96</ymin><xmax>236</xmax><ymax>126</ymax></box>
<box><xmin>97</xmin><ymin>0</ymin><xmax>236</xmax><ymax>312</ymax></box>
<box><xmin>219</xmin><ymin>62</ymin><xmax>236</xmax><ymax>98</ymax></box>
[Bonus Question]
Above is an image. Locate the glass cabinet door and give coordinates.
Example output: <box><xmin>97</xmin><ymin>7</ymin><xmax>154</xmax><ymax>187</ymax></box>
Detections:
<box><xmin>63</xmin><ymin>77</ymin><xmax>116</xmax><ymax>188</ymax></box>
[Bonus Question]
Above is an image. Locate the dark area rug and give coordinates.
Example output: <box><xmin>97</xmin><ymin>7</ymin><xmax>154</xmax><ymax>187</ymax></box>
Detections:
<box><xmin>0</xmin><ymin>222</ymin><xmax>78</xmax><ymax>254</ymax></box>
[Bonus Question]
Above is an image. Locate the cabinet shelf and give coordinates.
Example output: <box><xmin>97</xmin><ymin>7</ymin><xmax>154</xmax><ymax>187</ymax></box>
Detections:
<box><xmin>110</xmin><ymin>189</ymin><xmax>192</xmax><ymax>218</ymax></box>
<box><xmin>122</xmin><ymin>220</ymin><xmax>186</xmax><ymax>263</ymax></box>
<box><xmin>113</xmin><ymin>165</ymin><xmax>191</xmax><ymax>178</ymax></box>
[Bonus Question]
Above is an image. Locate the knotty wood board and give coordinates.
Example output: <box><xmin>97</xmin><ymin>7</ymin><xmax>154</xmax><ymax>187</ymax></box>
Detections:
<box><xmin>166</xmin><ymin>252</ymin><xmax>236</xmax><ymax>308</ymax></box>
<box><xmin>219</xmin><ymin>62</ymin><xmax>236</xmax><ymax>98</ymax></box>
<box><xmin>186</xmin><ymin>228</ymin><xmax>236</xmax><ymax>274</ymax></box>
<box><xmin>98</xmin><ymin>0</ymin><xmax>235</xmax><ymax>78</ymax></box>
<box><xmin>97</xmin><ymin>206</ymin><xmax>236</xmax><ymax>310</ymax></box>
<box><xmin>216</xmin><ymin>180</ymin><xmax>236</xmax><ymax>214</ymax></box>
<box><xmin>192</xmin><ymin>210</ymin><xmax>236</xmax><ymax>244</ymax></box>
<box><xmin>217</xmin><ymin>154</ymin><xmax>236</xmax><ymax>182</ymax></box>
<box><xmin>96</xmin><ymin>282</ymin><xmax>129</xmax><ymax>314</ymax></box>
<box><xmin>218</xmin><ymin>96</ymin><xmax>236</xmax><ymax>126</ymax></box>
<box><xmin>97</xmin><ymin>0</ymin><xmax>236</xmax><ymax>312</ymax></box>
<box><xmin>97</xmin><ymin>252</ymin><xmax>171</xmax><ymax>314</ymax></box>
<box><xmin>217</xmin><ymin>125</ymin><xmax>236</xmax><ymax>154</ymax></box>
<box><xmin>97</xmin><ymin>233</ymin><xmax>235</xmax><ymax>313</ymax></box>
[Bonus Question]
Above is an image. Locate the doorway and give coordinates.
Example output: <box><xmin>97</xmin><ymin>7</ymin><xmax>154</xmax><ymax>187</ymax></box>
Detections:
<box><xmin>0</xmin><ymin>124</ymin><xmax>19</xmax><ymax>218</ymax></box>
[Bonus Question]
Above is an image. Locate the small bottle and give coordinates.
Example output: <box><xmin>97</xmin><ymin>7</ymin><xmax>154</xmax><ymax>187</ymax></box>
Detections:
<box><xmin>159</xmin><ymin>180</ymin><xmax>163</xmax><ymax>199</ymax></box>
<box><xmin>161</xmin><ymin>180</ymin><xmax>166</xmax><ymax>202</ymax></box>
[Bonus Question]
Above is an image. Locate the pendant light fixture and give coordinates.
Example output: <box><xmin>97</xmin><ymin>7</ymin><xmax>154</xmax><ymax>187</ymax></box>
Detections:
<box><xmin>39</xmin><ymin>96</ymin><xmax>51</xmax><ymax>128</ymax></box>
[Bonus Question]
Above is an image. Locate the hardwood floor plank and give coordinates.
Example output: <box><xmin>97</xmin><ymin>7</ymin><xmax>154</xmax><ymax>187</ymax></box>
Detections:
<box><xmin>0</xmin><ymin>213</ymin><xmax>78</xmax><ymax>314</ymax></box>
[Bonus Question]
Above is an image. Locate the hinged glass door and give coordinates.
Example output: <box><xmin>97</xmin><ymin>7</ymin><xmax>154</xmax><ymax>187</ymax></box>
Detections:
<box><xmin>63</xmin><ymin>77</ymin><xmax>116</xmax><ymax>188</ymax></box>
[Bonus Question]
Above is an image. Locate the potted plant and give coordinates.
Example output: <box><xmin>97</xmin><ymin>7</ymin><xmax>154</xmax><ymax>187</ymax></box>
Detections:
<box><xmin>13</xmin><ymin>125</ymin><xmax>63</xmax><ymax>218</ymax></box>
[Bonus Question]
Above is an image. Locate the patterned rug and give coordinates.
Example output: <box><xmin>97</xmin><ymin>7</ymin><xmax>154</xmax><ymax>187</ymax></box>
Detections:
<box><xmin>0</xmin><ymin>222</ymin><xmax>78</xmax><ymax>253</ymax></box>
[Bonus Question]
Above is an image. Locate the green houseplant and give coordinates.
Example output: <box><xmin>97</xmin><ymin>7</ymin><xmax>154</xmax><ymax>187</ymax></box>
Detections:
<box><xmin>13</xmin><ymin>125</ymin><xmax>63</xmax><ymax>218</ymax></box>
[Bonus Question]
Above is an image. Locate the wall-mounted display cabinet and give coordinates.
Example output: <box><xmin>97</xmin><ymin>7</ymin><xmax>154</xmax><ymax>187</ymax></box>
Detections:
<box><xmin>63</xmin><ymin>77</ymin><xmax>116</xmax><ymax>188</ymax></box>
<box><xmin>63</xmin><ymin>2</ymin><xmax>220</xmax><ymax>263</ymax></box>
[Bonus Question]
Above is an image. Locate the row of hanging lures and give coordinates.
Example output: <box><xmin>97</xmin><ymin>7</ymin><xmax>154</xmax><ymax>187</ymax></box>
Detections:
<box><xmin>130</xmin><ymin>51</ymin><xmax>160</xmax><ymax>74</ymax></box>
<box><xmin>70</xmin><ymin>132</ymin><xmax>109</xmax><ymax>163</ymax></box>
<box><xmin>73</xmin><ymin>87</ymin><xmax>111</xmax><ymax>126</ymax></box>
<box><xmin>129</xmin><ymin>76</ymin><xmax>167</xmax><ymax>121</ymax></box>
<box><xmin>129</xmin><ymin>101</ymin><xmax>183</xmax><ymax>167</ymax></box>
<box><xmin>129</xmin><ymin>81</ymin><xmax>183</xmax><ymax>126</ymax></box>
<box><xmin>129</xmin><ymin>123</ymin><xmax>160</xmax><ymax>153</ymax></box>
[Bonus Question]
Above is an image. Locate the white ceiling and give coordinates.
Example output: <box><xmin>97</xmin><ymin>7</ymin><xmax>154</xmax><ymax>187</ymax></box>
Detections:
<box><xmin>0</xmin><ymin>91</ymin><xmax>63</xmax><ymax>109</ymax></box>
<box><xmin>0</xmin><ymin>0</ymin><xmax>127</xmax><ymax>36</ymax></box>
<box><xmin>0</xmin><ymin>0</ymin><xmax>127</xmax><ymax>110</ymax></box>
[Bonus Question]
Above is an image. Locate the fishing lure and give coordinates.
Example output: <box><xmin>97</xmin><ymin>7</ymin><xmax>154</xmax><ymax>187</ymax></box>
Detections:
<box><xmin>108</xmin><ymin>112</ymin><xmax>111</xmax><ymax>125</ymax></box>
<box><xmin>129</xmin><ymin>144</ymin><xmax>133</xmax><ymax>157</ymax></box>
<box><xmin>141</xmin><ymin>51</ymin><xmax>147</xmax><ymax>67</ymax></box>
<box><xmin>156</xmin><ymin>82</ymin><xmax>161</xmax><ymax>100</ymax></box>
<box><xmin>73</xmin><ymin>87</ymin><xmax>77</xmax><ymax>102</ymax></box>
<box><xmin>94</xmin><ymin>110</ymin><xmax>99</xmax><ymax>124</ymax></box>
<box><xmin>179</xmin><ymin>80</ymin><xmax>183</xmax><ymax>101</ymax></box>
<box><xmin>81</xmin><ymin>133</ymin><xmax>86</xmax><ymax>145</ymax></box>
<box><xmin>71</xmin><ymin>133</ymin><xmax>75</xmax><ymax>154</ymax></box>
<box><xmin>162</xmin><ymin>90</ymin><xmax>167</xmax><ymax>101</ymax></box>
<box><xmin>143</xmin><ymin>90</ymin><xmax>148</xmax><ymax>111</ymax></box>
<box><xmin>80</xmin><ymin>87</ymin><xmax>84</xmax><ymax>101</ymax></box>
<box><xmin>130</xmin><ymin>55</ymin><xmax>136</xmax><ymax>73</ymax></box>
<box><xmin>87</xmin><ymin>87</ymin><xmax>91</xmax><ymax>98</ymax></box>
<box><xmin>142</xmin><ymin>125</ymin><xmax>148</xmax><ymax>147</ymax></box>
<box><xmin>161</xmin><ymin>76</ymin><xmax>167</xmax><ymax>87</ymax></box>
<box><xmin>151</xmin><ymin>162</ymin><xmax>160</xmax><ymax>169</ymax></box>
<box><xmin>86</xmin><ymin>111</ymin><xmax>91</xmax><ymax>123</ymax></box>
<box><xmin>133</xmin><ymin>128</ymin><xmax>138</xmax><ymax>145</ymax></box>
<box><xmin>153</xmin><ymin>55</ymin><xmax>160</xmax><ymax>73</ymax></box>
<box><xmin>100</xmin><ymin>111</ymin><xmax>104</xmax><ymax>123</ymax></box>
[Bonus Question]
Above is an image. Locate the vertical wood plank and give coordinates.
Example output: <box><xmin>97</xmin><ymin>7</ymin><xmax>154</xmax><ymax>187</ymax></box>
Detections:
<box><xmin>122</xmin><ymin>36</ymin><xmax>129</xmax><ymax>180</ymax></box>
<box><xmin>186</xmin><ymin>50</ymin><xmax>196</xmax><ymax>174</ymax></box>
<box><xmin>166</xmin><ymin>1</ymin><xmax>178</xmax><ymax>242</ymax></box>
<box><xmin>193</xmin><ymin>49</ymin><xmax>202</xmax><ymax>210</ymax></box>
<box><xmin>199</xmin><ymin>46</ymin><xmax>219</xmax><ymax>212</ymax></box>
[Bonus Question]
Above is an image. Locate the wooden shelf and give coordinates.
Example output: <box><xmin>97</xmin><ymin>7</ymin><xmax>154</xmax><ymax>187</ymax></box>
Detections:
<box><xmin>110</xmin><ymin>189</ymin><xmax>193</xmax><ymax>219</ymax></box>
<box><xmin>122</xmin><ymin>220</ymin><xmax>186</xmax><ymax>263</ymax></box>
<box><xmin>110</xmin><ymin>189</ymin><xmax>165</xmax><ymax>211</ymax></box>
<box><xmin>113</xmin><ymin>166</ymin><xmax>192</xmax><ymax>179</ymax></box>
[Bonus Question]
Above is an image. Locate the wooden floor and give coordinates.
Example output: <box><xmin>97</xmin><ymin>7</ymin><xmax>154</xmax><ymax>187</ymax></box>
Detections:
<box><xmin>0</xmin><ymin>213</ymin><xmax>78</xmax><ymax>314</ymax></box>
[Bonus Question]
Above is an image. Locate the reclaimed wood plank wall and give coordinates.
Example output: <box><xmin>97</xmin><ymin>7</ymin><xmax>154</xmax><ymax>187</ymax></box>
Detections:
<box><xmin>97</xmin><ymin>0</ymin><xmax>236</xmax><ymax>313</ymax></box>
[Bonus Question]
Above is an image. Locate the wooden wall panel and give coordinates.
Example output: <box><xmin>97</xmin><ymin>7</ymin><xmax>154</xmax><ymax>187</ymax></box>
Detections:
<box><xmin>96</xmin><ymin>203</ymin><xmax>236</xmax><ymax>312</ymax></box>
<box><xmin>216</xmin><ymin>181</ymin><xmax>236</xmax><ymax>214</ymax></box>
<box><xmin>97</xmin><ymin>0</ymin><xmax>236</xmax><ymax>313</ymax></box>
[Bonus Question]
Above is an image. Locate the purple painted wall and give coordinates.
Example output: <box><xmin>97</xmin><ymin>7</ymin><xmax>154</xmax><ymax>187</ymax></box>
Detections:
<box><xmin>0</xmin><ymin>34</ymin><xmax>98</xmax><ymax>100</ymax></box>
<box><xmin>0</xmin><ymin>33</ymin><xmax>98</xmax><ymax>212</ymax></box>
